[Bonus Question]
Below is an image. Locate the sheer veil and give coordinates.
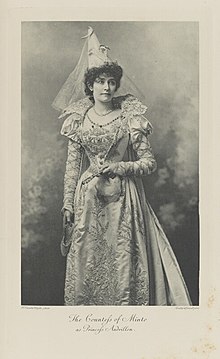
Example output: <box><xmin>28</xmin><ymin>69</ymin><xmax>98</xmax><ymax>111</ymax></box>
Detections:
<box><xmin>52</xmin><ymin>27</ymin><xmax>145</xmax><ymax>112</ymax></box>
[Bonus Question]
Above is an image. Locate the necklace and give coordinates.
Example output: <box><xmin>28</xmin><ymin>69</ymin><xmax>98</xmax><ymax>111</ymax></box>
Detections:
<box><xmin>86</xmin><ymin>112</ymin><xmax>120</xmax><ymax>128</ymax></box>
<box><xmin>93</xmin><ymin>106</ymin><xmax>114</xmax><ymax>117</ymax></box>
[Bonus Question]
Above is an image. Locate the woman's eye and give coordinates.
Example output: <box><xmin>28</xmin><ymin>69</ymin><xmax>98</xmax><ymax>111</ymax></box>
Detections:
<box><xmin>95</xmin><ymin>78</ymin><xmax>116</xmax><ymax>86</ymax></box>
<box><xmin>95</xmin><ymin>78</ymin><xmax>103</xmax><ymax>84</ymax></box>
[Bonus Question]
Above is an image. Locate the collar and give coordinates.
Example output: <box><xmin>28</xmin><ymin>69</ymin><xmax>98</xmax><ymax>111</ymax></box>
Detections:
<box><xmin>59</xmin><ymin>94</ymin><xmax>147</xmax><ymax>120</ymax></box>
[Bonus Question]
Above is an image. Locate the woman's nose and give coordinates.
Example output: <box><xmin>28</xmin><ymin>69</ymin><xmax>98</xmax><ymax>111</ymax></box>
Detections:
<box><xmin>103</xmin><ymin>81</ymin><xmax>110</xmax><ymax>90</ymax></box>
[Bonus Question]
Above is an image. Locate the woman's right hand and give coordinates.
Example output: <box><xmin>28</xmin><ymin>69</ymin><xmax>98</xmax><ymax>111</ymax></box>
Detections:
<box><xmin>63</xmin><ymin>210</ymin><xmax>73</xmax><ymax>226</ymax></box>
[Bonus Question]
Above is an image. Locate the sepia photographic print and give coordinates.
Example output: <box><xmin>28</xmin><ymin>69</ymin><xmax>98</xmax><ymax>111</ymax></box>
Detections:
<box><xmin>3</xmin><ymin>2</ymin><xmax>220</xmax><ymax>358</ymax></box>
<box><xmin>21</xmin><ymin>21</ymin><xmax>199</xmax><ymax>306</ymax></box>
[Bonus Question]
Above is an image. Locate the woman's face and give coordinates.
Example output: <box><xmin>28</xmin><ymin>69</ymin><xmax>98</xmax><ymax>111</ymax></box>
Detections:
<box><xmin>91</xmin><ymin>73</ymin><xmax>117</xmax><ymax>103</ymax></box>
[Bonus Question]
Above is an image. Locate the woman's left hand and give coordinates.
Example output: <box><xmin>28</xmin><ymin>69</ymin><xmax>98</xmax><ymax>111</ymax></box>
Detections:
<box><xmin>101</xmin><ymin>163</ymin><xmax>123</xmax><ymax>177</ymax></box>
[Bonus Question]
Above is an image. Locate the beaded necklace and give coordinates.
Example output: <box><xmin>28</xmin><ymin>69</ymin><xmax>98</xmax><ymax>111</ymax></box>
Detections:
<box><xmin>86</xmin><ymin>112</ymin><xmax>120</xmax><ymax>128</ymax></box>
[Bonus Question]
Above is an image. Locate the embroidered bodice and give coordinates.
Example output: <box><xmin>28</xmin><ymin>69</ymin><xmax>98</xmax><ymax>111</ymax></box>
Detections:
<box><xmin>60</xmin><ymin>95</ymin><xmax>157</xmax><ymax>214</ymax></box>
<box><xmin>81</xmin><ymin>116</ymin><xmax>122</xmax><ymax>156</ymax></box>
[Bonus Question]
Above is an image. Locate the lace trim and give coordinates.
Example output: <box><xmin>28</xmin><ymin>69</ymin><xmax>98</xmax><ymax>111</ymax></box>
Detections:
<box><xmin>59</xmin><ymin>97</ymin><xmax>93</xmax><ymax>118</ymax></box>
<box><xmin>61</xmin><ymin>94</ymin><xmax>148</xmax><ymax>118</ymax></box>
<box><xmin>121</xmin><ymin>95</ymin><xmax>147</xmax><ymax>116</ymax></box>
<box><xmin>60</xmin><ymin>94</ymin><xmax>152</xmax><ymax>143</ymax></box>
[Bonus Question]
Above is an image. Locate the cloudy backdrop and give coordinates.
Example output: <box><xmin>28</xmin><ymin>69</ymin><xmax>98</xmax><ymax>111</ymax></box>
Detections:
<box><xmin>21</xmin><ymin>21</ymin><xmax>199</xmax><ymax>305</ymax></box>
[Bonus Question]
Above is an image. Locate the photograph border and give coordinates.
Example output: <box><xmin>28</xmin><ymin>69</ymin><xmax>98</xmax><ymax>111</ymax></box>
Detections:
<box><xmin>2</xmin><ymin>2</ymin><xmax>219</xmax><ymax>359</ymax></box>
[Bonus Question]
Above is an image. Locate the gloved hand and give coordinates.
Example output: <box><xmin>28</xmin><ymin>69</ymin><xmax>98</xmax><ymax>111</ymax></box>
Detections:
<box><xmin>63</xmin><ymin>209</ymin><xmax>74</xmax><ymax>225</ymax></box>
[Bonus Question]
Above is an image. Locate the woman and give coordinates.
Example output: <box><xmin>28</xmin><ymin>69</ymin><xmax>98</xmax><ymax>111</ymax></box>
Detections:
<box><xmin>55</xmin><ymin>27</ymin><xmax>192</xmax><ymax>306</ymax></box>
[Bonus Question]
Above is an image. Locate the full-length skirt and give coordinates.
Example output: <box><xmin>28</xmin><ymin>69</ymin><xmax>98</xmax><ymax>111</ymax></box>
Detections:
<box><xmin>64</xmin><ymin>172</ymin><xmax>192</xmax><ymax>306</ymax></box>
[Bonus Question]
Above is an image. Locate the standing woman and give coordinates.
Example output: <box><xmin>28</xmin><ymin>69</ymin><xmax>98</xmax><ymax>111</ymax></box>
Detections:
<box><xmin>53</xmin><ymin>27</ymin><xmax>192</xmax><ymax>306</ymax></box>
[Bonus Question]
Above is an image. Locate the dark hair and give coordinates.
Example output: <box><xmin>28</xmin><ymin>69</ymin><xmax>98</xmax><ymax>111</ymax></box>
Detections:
<box><xmin>84</xmin><ymin>62</ymin><xmax>123</xmax><ymax>101</ymax></box>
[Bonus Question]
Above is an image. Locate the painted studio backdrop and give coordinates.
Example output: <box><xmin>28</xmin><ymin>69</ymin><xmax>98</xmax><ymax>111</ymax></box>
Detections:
<box><xmin>21</xmin><ymin>22</ymin><xmax>199</xmax><ymax>305</ymax></box>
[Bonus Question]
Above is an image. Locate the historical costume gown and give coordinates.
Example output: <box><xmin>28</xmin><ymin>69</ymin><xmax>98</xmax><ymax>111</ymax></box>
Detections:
<box><xmin>60</xmin><ymin>94</ymin><xmax>192</xmax><ymax>306</ymax></box>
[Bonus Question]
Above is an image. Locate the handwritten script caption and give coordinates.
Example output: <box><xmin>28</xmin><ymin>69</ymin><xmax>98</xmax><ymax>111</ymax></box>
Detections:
<box><xmin>68</xmin><ymin>313</ymin><xmax>148</xmax><ymax>335</ymax></box>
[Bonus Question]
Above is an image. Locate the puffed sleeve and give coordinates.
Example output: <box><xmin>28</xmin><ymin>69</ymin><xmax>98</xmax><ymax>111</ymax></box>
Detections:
<box><xmin>112</xmin><ymin>114</ymin><xmax>157</xmax><ymax>176</ymax></box>
<box><xmin>61</xmin><ymin>114</ymin><xmax>83</xmax><ymax>214</ymax></box>
<box><xmin>129</xmin><ymin>114</ymin><xmax>157</xmax><ymax>174</ymax></box>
